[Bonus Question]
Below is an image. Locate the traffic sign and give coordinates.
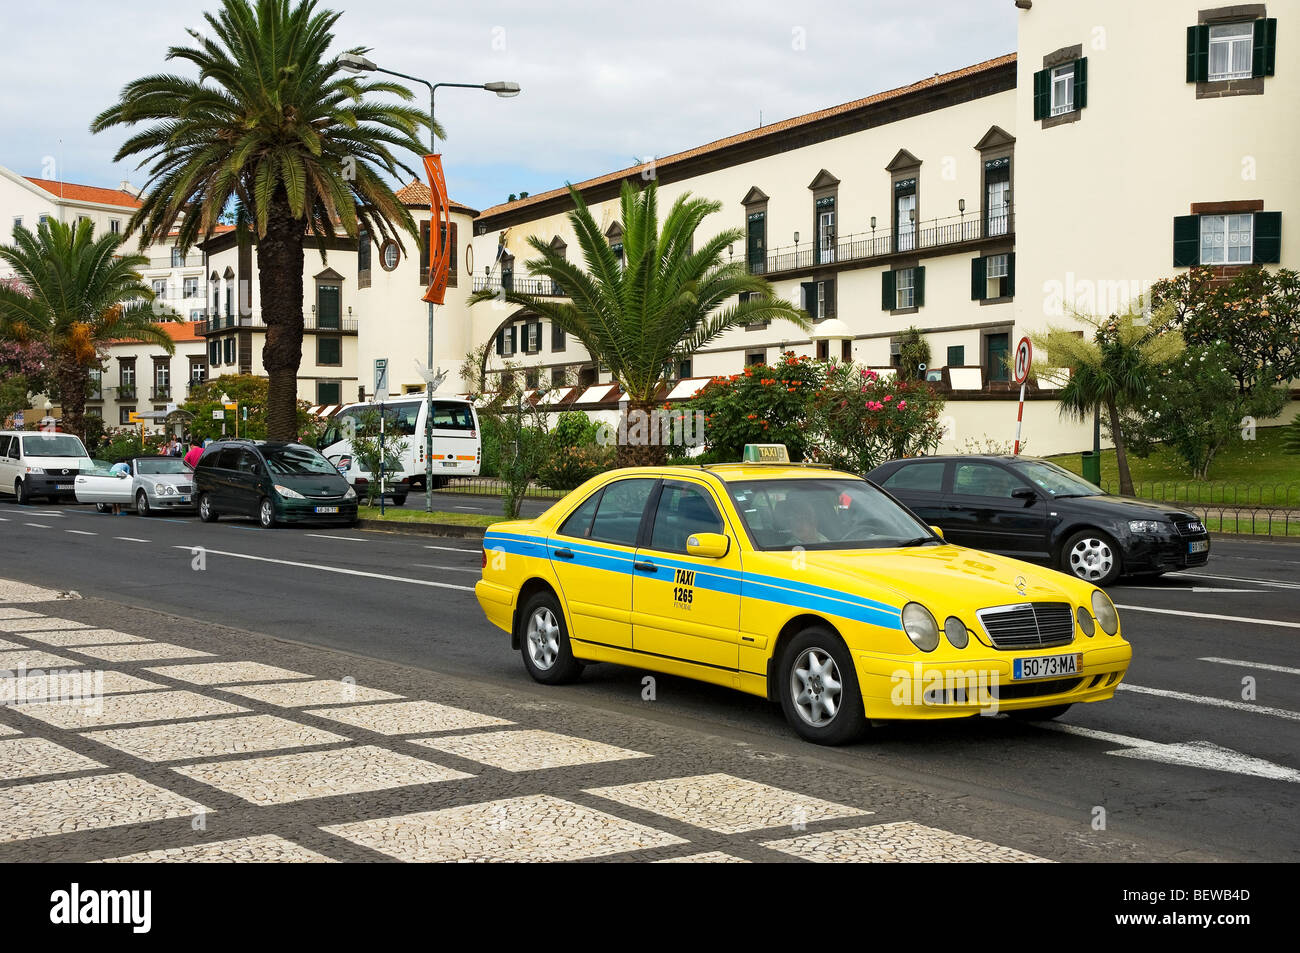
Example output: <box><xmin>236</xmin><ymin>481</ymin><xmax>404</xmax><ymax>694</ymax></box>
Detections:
<box><xmin>212</xmin><ymin>410</ymin><xmax>225</xmax><ymax>420</ymax></box>
<box><xmin>128</xmin><ymin>412</ymin><xmax>144</xmax><ymax>424</ymax></box>
<box><xmin>223</xmin><ymin>402</ymin><xmax>238</xmax><ymax>411</ymax></box>
<box><xmin>1013</xmin><ymin>336</ymin><xmax>1033</xmax><ymax>385</ymax></box>
<box><xmin>374</xmin><ymin>358</ymin><xmax>389</xmax><ymax>397</ymax></box>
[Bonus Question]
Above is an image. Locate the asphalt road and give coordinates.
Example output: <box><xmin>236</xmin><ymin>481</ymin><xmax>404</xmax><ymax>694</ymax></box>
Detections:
<box><xmin>3</xmin><ymin>498</ymin><xmax>1298</xmax><ymax>860</ymax></box>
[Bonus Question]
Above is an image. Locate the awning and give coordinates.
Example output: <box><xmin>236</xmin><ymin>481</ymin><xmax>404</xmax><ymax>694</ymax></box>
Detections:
<box><xmin>307</xmin><ymin>404</ymin><xmax>341</xmax><ymax>418</ymax></box>
<box><xmin>666</xmin><ymin>377</ymin><xmax>710</xmax><ymax>401</ymax></box>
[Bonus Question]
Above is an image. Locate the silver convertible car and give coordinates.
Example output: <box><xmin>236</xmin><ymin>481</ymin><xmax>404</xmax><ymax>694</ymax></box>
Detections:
<box><xmin>73</xmin><ymin>456</ymin><xmax>196</xmax><ymax>516</ymax></box>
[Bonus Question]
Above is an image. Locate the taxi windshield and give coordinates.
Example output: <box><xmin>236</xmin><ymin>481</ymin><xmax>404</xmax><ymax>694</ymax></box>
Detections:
<box><xmin>727</xmin><ymin>478</ymin><xmax>937</xmax><ymax>550</ymax></box>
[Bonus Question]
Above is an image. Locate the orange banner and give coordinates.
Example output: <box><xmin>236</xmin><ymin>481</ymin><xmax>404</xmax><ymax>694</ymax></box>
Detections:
<box><xmin>421</xmin><ymin>154</ymin><xmax>451</xmax><ymax>305</ymax></box>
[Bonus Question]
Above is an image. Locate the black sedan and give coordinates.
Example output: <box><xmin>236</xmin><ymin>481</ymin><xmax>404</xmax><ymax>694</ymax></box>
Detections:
<box><xmin>866</xmin><ymin>455</ymin><xmax>1210</xmax><ymax>586</ymax></box>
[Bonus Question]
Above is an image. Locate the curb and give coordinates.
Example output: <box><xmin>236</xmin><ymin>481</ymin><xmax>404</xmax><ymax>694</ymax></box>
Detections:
<box><xmin>355</xmin><ymin>518</ymin><xmax>489</xmax><ymax>539</ymax></box>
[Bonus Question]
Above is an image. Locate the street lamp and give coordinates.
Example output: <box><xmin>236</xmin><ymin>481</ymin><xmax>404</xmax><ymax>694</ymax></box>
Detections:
<box><xmin>339</xmin><ymin>51</ymin><xmax>519</xmax><ymax>511</ymax></box>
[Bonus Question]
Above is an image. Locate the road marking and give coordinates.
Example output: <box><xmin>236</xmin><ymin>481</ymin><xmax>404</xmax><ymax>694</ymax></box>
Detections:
<box><xmin>1118</xmin><ymin>682</ymin><xmax>1300</xmax><ymax>721</ymax></box>
<box><xmin>23</xmin><ymin>523</ymin><xmax>49</xmax><ymax>528</ymax></box>
<box><xmin>453</xmin><ymin>506</ymin><xmax>484</xmax><ymax>511</ymax></box>
<box><xmin>29</xmin><ymin>511</ymin><xmax>66</xmax><ymax>518</ymax></box>
<box><xmin>65</xmin><ymin>530</ymin><xmax>97</xmax><ymax>536</ymax></box>
<box><xmin>0</xmin><ymin>517</ymin><xmax>7</xmax><ymax>521</ymax></box>
<box><xmin>113</xmin><ymin>537</ymin><xmax>150</xmax><ymax>543</ymax></box>
<box><xmin>1122</xmin><ymin>586</ymin><xmax>1260</xmax><ymax>593</ymax></box>
<box><xmin>1182</xmin><ymin>572</ymin><xmax>1300</xmax><ymax>591</ymax></box>
<box><xmin>413</xmin><ymin>563</ymin><xmax>482</xmax><ymax>574</ymax></box>
<box><xmin>1199</xmin><ymin>657</ymin><xmax>1300</xmax><ymax>676</ymax></box>
<box><xmin>423</xmin><ymin>545</ymin><xmax>480</xmax><ymax>554</ymax></box>
<box><xmin>304</xmin><ymin>534</ymin><xmax>367</xmax><ymax>542</ymax></box>
<box><xmin>1115</xmin><ymin>604</ymin><xmax>1300</xmax><ymax>629</ymax></box>
<box><xmin>1043</xmin><ymin>723</ymin><xmax>1300</xmax><ymax>783</ymax></box>
<box><xmin>172</xmin><ymin>547</ymin><xmax>474</xmax><ymax>592</ymax></box>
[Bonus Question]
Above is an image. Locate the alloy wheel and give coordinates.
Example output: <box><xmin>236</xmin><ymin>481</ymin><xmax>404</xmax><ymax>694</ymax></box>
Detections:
<box><xmin>525</xmin><ymin>606</ymin><xmax>561</xmax><ymax>671</ymax></box>
<box><xmin>790</xmin><ymin>647</ymin><xmax>843</xmax><ymax>727</ymax></box>
<box><xmin>1068</xmin><ymin>537</ymin><xmax>1113</xmax><ymax>582</ymax></box>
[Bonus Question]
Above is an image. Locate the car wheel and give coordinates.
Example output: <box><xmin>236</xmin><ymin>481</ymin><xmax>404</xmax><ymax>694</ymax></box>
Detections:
<box><xmin>392</xmin><ymin>494</ymin><xmax>408</xmax><ymax>506</ymax></box>
<box><xmin>198</xmin><ymin>493</ymin><xmax>219</xmax><ymax>523</ymax></box>
<box><xmin>136</xmin><ymin>491</ymin><xmax>151</xmax><ymax>517</ymax></box>
<box><xmin>1005</xmin><ymin>704</ymin><xmax>1072</xmax><ymax>721</ymax></box>
<box><xmin>258</xmin><ymin>497</ymin><xmax>276</xmax><ymax>529</ymax></box>
<box><xmin>1062</xmin><ymin>530</ymin><xmax>1122</xmax><ymax>586</ymax></box>
<box><xmin>14</xmin><ymin>480</ymin><xmax>29</xmax><ymax>505</ymax></box>
<box><xmin>518</xmin><ymin>591</ymin><xmax>582</xmax><ymax>685</ymax></box>
<box><xmin>95</xmin><ymin>503</ymin><xmax>110</xmax><ymax>514</ymax></box>
<box><xmin>778</xmin><ymin>627</ymin><xmax>868</xmax><ymax>746</ymax></box>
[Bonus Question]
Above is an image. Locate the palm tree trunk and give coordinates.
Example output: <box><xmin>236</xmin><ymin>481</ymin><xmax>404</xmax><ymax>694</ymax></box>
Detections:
<box><xmin>259</xmin><ymin>187</ymin><xmax>306</xmax><ymax>441</ymax></box>
<box><xmin>615</xmin><ymin>399</ymin><xmax>668</xmax><ymax>468</ymax></box>
<box><xmin>1106</xmin><ymin>397</ymin><xmax>1134</xmax><ymax>496</ymax></box>
<box><xmin>54</xmin><ymin>357</ymin><xmax>87</xmax><ymax>442</ymax></box>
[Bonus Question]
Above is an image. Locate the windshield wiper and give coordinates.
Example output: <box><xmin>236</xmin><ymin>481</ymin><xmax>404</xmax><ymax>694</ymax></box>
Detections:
<box><xmin>897</xmin><ymin>536</ymin><xmax>941</xmax><ymax>547</ymax></box>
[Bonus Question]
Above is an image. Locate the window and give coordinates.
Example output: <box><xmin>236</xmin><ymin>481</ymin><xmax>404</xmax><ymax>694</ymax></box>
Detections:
<box><xmin>985</xmin><ymin>158</ymin><xmax>1010</xmax><ymax>237</ymax></box>
<box><xmin>438</xmin><ymin>222</ymin><xmax>459</xmax><ymax>286</ymax></box>
<box><xmin>109</xmin><ymin>219</ymin><xmax>119</xmax><ymax>234</ymax></box>
<box><xmin>895</xmin><ymin>181</ymin><xmax>916</xmax><ymax>252</ymax></box>
<box><xmin>746</xmin><ymin>210</ymin><xmax>766</xmax><ymax>274</ymax></box>
<box><xmin>119</xmin><ymin>361</ymin><xmax>136</xmax><ymax>397</ymax></box>
<box><xmin>381</xmin><ymin>239</ymin><xmax>400</xmax><ymax>272</ymax></box>
<box><xmin>318</xmin><ymin>336</ymin><xmax>342</xmax><ymax>366</ymax></box>
<box><xmin>815</xmin><ymin>196</ymin><xmax>836</xmax><ymax>264</ymax></box>
<box><xmin>559</xmin><ymin>489</ymin><xmax>604</xmax><ymax>539</ymax></box>
<box><xmin>882</xmin><ymin>462</ymin><xmax>946</xmax><ymax>493</ymax></box>
<box><xmin>524</xmin><ymin>322</ymin><xmax>541</xmax><ymax>354</ymax></box>
<box><xmin>39</xmin><ymin>214</ymin><xmax>49</xmax><ymax>224</ymax></box>
<box><xmin>190</xmin><ymin>361</ymin><xmax>206</xmax><ymax>385</ymax></box>
<box><xmin>88</xmin><ymin>368</ymin><xmax>102</xmax><ymax>399</ymax></box>
<box><xmin>841</xmin><ymin>339</ymin><xmax>852</xmax><ymax>362</ymax></box>
<box><xmin>986</xmin><ymin>254</ymin><xmax>1010</xmax><ymax>297</ymax></box>
<box><xmin>551</xmin><ymin>322</ymin><xmax>566</xmax><ymax>352</ymax></box>
<box><xmin>525</xmin><ymin>368</ymin><xmax>540</xmax><ymax>389</ymax></box>
<box><xmin>496</xmin><ymin>326</ymin><xmax>517</xmax><ymax>357</ymax></box>
<box><xmin>588</xmin><ymin>479</ymin><xmax>655</xmax><ymax>546</ymax></box>
<box><xmin>745</xmin><ymin>351</ymin><xmax>765</xmax><ymax>368</ymax></box>
<box><xmin>882</xmin><ymin>266</ymin><xmax>924</xmax><ymax>311</ymax></box>
<box><xmin>223</xmin><ymin>337</ymin><xmax>236</xmax><ymax>365</ymax></box>
<box><xmin>677</xmin><ymin>358</ymin><xmax>692</xmax><ymax>380</ymax></box>
<box><xmin>1208</xmin><ymin>21</ymin><xmax>1254</xmax><ymax>80</ymax></box>
<box><xmin>817</xmin><ymin>340</ymin><xmax>829</xmax><ymax>361</ymax></box>
<box><xmin>947</xmin><ymin>345</ymin><xmax>965</xmax><ymax>367</ymax></box>
<box><xmin>985</xmin><ymin>332</ymin><xmax>1011</xmax><ymax>383</ymax></box>
<box><xmin>183</xmin><ymin>277</ymin><xmax>199</xmax><ymax>298</ymax></box>
<box><xmin>316</xmin><ymin>380</ymin><xmax>342</xmax><ymax>405</ymax></box>
<box><xmin>171</xmin><ymin>247</ymin><xmax>184</xmax><ymax>268</ymax></box>
<box><xmin>971</xmin><ymin>254</ymin><xmax>1015</xmax><ymax>301</ymax></box>
<box><xmin>1200</xmin><ymin>213</ymin><xmax>1253</xmax><ymax>264</ymax></box>
<box><xmin>610</xmin><ymin>242</ymin><xmax>624</xmax><ymax>267</ymax></box>
<box><xmin>153</xmin><ymin>362</ymin><xmax>170</xmax><ymax>399</ymax></box>
<box><xmin>119</xmin><ymin>406</ymin><xmax>135</xmax><ymax>425</ymax></box>
<box><xmin>800</xmin><ymin>279</ymin><xmax>835</xmax><ymax>320</ymax></box>
<box><xmin>954</xmin><ymin>462</ymin><xmax>1023</xmax><ymax>498</ymax></box>
<box><xmin>649</xmin><ymin>483</ymin><xmax>723</xmax><ymax>553</ymax></box>
<box><xmin>12</xmin><ymin>216</ymin><xmax>22</xmax><ymax>231</ymax></box>
<box><xmin>896</xmin><ymin>268</ymin><xmax>915</xmax><ymax>309</ymax></box>
<box><xmin>357</xmin><ymin>230</ymin><xmax>371</xmax><ymax>288</ymax></box>
<box><xmin>1050</xmin><ymin>62</ymin><xmax>1074</xmax><ymax>115</ymax></box>
<box><xmin>551</xmin><ymin>367</ymin><xmax>567</xmax><ymax>387</ymax></box>
<box><xmin>152</xmin><ymin>279</ymin><xmax>167</xmax><ymax>297</ymax></box>
<box><xmin>209</xmin><ymin>340</ymin><xmax>220</xmax><ymax>366</ymax></box>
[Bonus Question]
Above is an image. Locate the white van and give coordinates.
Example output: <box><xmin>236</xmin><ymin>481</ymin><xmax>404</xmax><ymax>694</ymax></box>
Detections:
<box><xmin>0</xmin><ymin>431</ymin><xmax>94</xmax><ymax>504</ymax></box>
<box><xmin>317</xmin><ymin>396</ymin><xmax>482</xmax><ymax>491</ymax></box>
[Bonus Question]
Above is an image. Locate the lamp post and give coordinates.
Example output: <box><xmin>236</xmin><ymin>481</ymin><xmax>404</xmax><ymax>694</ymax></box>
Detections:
<box><xmin>339</xmin><ymin>53</ymin><xmax>519</xmax><ymax>511</ymax></box>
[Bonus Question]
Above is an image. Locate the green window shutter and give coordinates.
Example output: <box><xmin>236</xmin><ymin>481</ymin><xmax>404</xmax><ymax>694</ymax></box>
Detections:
<box><xmin>800</xmin><ymin>281</ymin><xmax>816</xmax><ymax>315</ymax></box>
<box><xmin>1253</xmin><ymin>211</ymin><xmax>1281</xmax><ymax>263</ymax></box>
<box><xmin>495</xmin><ymin>329</ymin><xmax>504</xmax><ymax>355</ymax></box>
<box><xmin>1073</xmin><ymin>57</ymin><xmax>1088</xmax><ymax>109</ymax></box>
<box><xmin>1007</xmin><ymin>252</ymin><xmax>1016</xmax><ymax>297</ymax></box>
<box><xmin>914</xmin><ymin>265</ymin><xmax>926</xmax><ymax>307</ymax></box>
<box><xmin>881</xmin><ymin>270</ymin><xmax>896</xmax><ymax>310</ymax></box>
<box><xmin>1173</xmin><ymin>215</ymin><xmax>1201</xmax><ymax>267</ymax></box>
<box><xmin>1032</xmin><ymin>68</ymin><xmax>1049</xmax><ymax>120</ymax></box>
<box><xmin>823</xmin><ymin>280</ymin><xmax>836</xmax><ymax>318</ymax></box>
<box><xmin>1253</xmin><ymin>18</ymin><xmax>1277</xmax><ymax>77</ymax></box>
<box><xmin>1187</xmin><ymin>24</ymin><xmax>1209</xmax><ymax>83</ymax></box>
<box><xmin>971</xmin><ymin>256</ymin><xmax>986</xmax><ymax>300</ymax></box>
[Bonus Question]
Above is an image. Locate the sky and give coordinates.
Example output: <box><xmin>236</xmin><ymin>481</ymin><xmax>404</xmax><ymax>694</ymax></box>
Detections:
<box><xmin>0</xmin><ymin>0</ymin><xmax>1016</xmax><ymax>212</ymax></box>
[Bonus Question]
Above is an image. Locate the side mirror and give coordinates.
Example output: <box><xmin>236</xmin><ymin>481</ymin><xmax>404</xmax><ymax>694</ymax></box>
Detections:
<box><xmin>1011</xmin><ymin>487</ymin><xmax>1037</xmax><ymax>501</ymax></box>
<box><xmin>929</xmin><ymin>525</ymin><xmax>945</xmax><ymax>540</ymax></box>
<box><xmin>686</xmin><ymin>533</ymin><xmax>730</xmax><ymax>559</ymax></box>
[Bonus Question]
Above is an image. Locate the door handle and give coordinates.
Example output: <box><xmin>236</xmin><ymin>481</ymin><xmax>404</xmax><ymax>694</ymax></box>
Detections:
<box><xmin>633</xmin><ymin>559</ymin><xmax>657</xmax><ymax>573</ymax></box>
<box><xmin>554</xmin><ymin>548</ymin><xmax>574</xmax><ymax>560</ymax></box>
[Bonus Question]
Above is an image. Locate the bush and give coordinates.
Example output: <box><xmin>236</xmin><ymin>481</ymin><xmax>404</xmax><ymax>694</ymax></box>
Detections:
<box><xmin>685</xmin><ymin>352</ymin><xmax>825</xmax><ymax>461</ymax></box>
<box><xmin>538</xmin><ymin>442</ymin><xmax>616</xmax><ymax>490</ymax></box>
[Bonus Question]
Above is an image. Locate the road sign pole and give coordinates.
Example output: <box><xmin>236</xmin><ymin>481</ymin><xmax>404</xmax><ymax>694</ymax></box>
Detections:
<box><xmin>1014</xmin><ymin>382</ymin><xmax>1027</xmax><ymax>456</ymax></box>
<box><xmin>379</xmin><ymin>399</ymin><xmax>386</xmax><ymax>517</ymax></box>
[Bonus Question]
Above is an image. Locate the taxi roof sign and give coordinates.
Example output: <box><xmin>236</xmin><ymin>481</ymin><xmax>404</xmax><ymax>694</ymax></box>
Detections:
<box><xmin>743</xmin><ymin>444</ymin><xmax>790</xmax><ymax>464</ymax></box>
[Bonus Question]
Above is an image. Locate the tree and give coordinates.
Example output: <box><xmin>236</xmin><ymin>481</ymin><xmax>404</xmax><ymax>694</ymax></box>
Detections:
<box><xmin>91</xmin><ymin>0</ymin><xmax>434</xmax><ymax>440</ymax></box>
<box><xmin>468</xmin><ymin>180</ymin><xmax>809</xmax><ymax>466</ymax></box>
<box><xmin>895</xmin><ymin>327</ymin><xmax>931</xmax><ymax>383</ymax></box>
<box><xmin>0</xmin><ymin>219</ymin><xmax>174</xmax><ymax>440</ymax></box>
<box><xmin>182</xmin><ymin>373</ymin><xmax>317</xmax><ymax>442</ymax></box>
<box><xmin>347</xmin><ymin>410</ymin><xmax>407</xmax><ymax>505</ymax></box>
<box><xmin>1031</xmin><ymin>300</ymin><xmax>1185</xmax><ymax>496</ymax></box>
<box><xmin>0</xmin><ymin>331</ymin><xmax>54</xmax><ymax>427</ymax></box>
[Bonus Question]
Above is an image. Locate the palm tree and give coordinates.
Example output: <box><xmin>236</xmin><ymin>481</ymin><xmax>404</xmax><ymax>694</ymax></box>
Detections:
<box><xmin>1032</xmin><ymin>300</ymin><xmax>1184</xmax><ymax>496</ymax></box>
<box><xmin>91</xmin><ymin>0</ymin><xmax>435</xmax><ymax>439</ymax></box>
<box><xmin>0</xmin><ymin>219</ymin><xmax>175</xmax><ymax>440</ymax></box>
<box><xmin>469</xmin><ymin>180</ymin><xmax>810</xmax><ymax>466</ymax></box>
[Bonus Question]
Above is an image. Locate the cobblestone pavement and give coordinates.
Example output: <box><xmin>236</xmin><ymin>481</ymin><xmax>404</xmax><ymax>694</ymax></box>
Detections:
<box><xmin>0</xmin><ymin>578</ymin><xmax>1221</xmax><ymax>863</ymax></box>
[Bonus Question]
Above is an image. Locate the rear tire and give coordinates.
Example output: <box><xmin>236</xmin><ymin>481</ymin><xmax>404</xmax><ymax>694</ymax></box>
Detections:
<box><xmin>1005</xmin><ymin>704</ymin><xmax>1072</xmax><ymax>721</ymax></box>
<box><xmin>392</xmin><ymin>494</ymin><xmax>408</xmax><ymax>507</ymax></box>
<box><xmin>518</xmin><ymin>590</ymin><xmax>582</xmax><ymax>685</ymax></box>
<box><xmin>198</xmin><ymin>493</ymin><xmax>218</xmax><ymax>523</ymax></box>
<box><xmin>1061</xmin><ymin>530</ymin><xmax>1122</xmax><ymax>587</ymax></box>
<box><xmin>95</xmin><ymin>503</ymin><xmax>110</xmax><ymax>514</ymax></box>
<box><xmin>778</xmin><ymin>627</ymin><xmax>868</xmax><ymax>746</ymax></box>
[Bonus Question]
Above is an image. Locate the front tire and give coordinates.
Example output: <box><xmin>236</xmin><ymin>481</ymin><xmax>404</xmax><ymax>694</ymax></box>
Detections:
<box><xmin>518</xmin><ymin>591</ymin><xmax>582</xmax><ymax>685</ymax></box>
<box><xmin>198</xmin><ymin>493</ymin><xmax>218</xmax><ymax>523</ymax></box>
<box><xmin>258</xmin><ymin>497</ymin><xmax>276</xmax><ymax>529</ymax></box>
<box><xmin>136</xmin><ymin>491</ymin><xmax>151</xmax><ymax>517</ymax></box>
<box><xmin>778</xmin><ymin>627</ymin><xmax>868</xmax><ymax>745</ymax></box>
<box><xmin>14</xmin><ymin>480</ymin><xmax>29</xmax><ymax>505</ymax></box>
<box><xmin>1061</xmin><ymin>530</ymin><xmax>1122</xmax><ymax>586</ymax></box>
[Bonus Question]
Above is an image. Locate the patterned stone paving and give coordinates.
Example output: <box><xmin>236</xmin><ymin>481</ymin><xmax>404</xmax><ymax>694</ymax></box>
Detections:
<box><xmin>0</xmin><ymin>588</ymin><xmax>1180</xmax><ymax>863</ymax></box>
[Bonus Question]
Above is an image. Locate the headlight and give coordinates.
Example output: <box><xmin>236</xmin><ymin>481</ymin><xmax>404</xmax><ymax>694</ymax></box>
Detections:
<box><xmin>274</xmin><ymin>484</ymin><xmax>304</xmax><ymax>499</ymax></box>
<box><xmin>1128</xmin><ymin>519</ymin><xmax>1164</xmax><ymax>534</ymax></box>
<box><xmin>155</xmin><ymin>483</ymin><xmax>176</xmax><ymax>495</ymax></box>
<box><xmin>344</xmin><ymin>486</ymin><xmax>356</xmax><ymax>499</ymax></box>
<box><xmin>25</xmin><ymin>466</ymin><xmax>44</xmax><ymax>475</ymax></box>
<box><xmin>943</xmin><ymin>615</ymin><xmax>968</xmax><ymax>649</ymax></box>
<box><xmin>1091</xmin><ymin>589</ymin><xmax>1119</xmax><ymax>635</ymax></box>
<box><xmin>1076</xmin><ymin>605</ymin><xmax>1095</xmax><ymax>637</ymax></box>
<box><xmin>902</xmin><ymin>603</ymin><xmax>940</xmax><ymax>652</ymax></box>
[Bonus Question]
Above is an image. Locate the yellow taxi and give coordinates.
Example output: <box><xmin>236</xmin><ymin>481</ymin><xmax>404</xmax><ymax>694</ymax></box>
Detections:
<box><xmin>475</xmin><ymin>445</ymin><xmax>1132</xmax><ymax>744</ymax></box>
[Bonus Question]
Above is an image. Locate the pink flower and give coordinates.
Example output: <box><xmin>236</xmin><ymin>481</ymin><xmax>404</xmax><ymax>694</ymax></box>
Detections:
<box><xmin>883</xmin><ymin>394</ymin><xmax>893</xmax><ymax>402</ymax></box>
<box><xmin>897</xmin><ymin>400</ymin><xmax>907</xmax><ymax>409</ymax></box>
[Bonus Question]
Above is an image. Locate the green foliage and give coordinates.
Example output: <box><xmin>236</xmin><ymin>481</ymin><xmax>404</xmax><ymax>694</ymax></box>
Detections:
<box><xmin>686</xmin><ymin>352</ymin><xmax>825</xmax><ymax>461</ymax></box>
<box><xmin>495</xmin><ymin>398</ymin><xmax>552</xmax><ymax>519</ymax></box>
<box><xmin>98</xmin><ymin>428</ymin><xmax>169</xmax><ymax>462</ymax></box>
<box><xmin>1118</xmin><ymin>342</ymin><xmax>1288</xmax><ymax>479</ymax></box>
<box><xmin>551</xmin><ymin>411</ymin><xmax>601</xmax><ymax>449</ymax></box>
<box><xmin>896</xmin><ymin>327</ymin><xmax>932</xmax><ymax>383</ymax></box>
<box><xmin>812</xmin><ymin>364</ymin><xmax>947</xmax><ymax>473</ymax></box>
<box><xmin>1282</xmin><ymin>414</ymin><xmax>1300</xmax><ymax>455</ymax></box>
<box><xmin>537</xmin><ymin>444</ymin><xmax>616</xmax><ymax>491</ymax></box>
<box><xmin>347</xmin><ymin>410</ymin><xmax>408</xmax><ymax>505</ymax></box>
<box><xmin>182</xmin><ymin>374</ymin><xmax>316</xmax><ymax>442</ymax></box>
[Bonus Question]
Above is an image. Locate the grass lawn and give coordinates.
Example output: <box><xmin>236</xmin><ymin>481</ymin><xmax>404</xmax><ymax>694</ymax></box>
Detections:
<box><xmin>1048</xmin><ymin>425</ymin><xmax>1300</xmax><ymax>506</ymax></box>
<box><xmin>358</xmin><ymin>507</ymin><xmax>503</xmax><ymax>528</ymax></box>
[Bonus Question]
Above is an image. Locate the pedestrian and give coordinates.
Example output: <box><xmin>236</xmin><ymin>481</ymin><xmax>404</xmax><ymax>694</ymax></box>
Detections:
<box><xmin>183</xmin><ymin>444</ymin><xmax>203</xmax><ymax>470</ymax></box>
<box><xmin>108</xmin><ymin>460</ymin><xmax>130</xmax><ymax>515</ymax></box>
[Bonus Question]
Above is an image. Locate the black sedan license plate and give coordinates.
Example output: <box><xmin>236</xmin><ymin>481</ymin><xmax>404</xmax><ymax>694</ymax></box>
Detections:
<box><xmin>1188</xmin><ymin>540</ymin><xmax>1208</xmax><ymax>554</ymax></box>
<box><xmin>1014</xmin><ymin>653</ymin><xmax>1083</xmax><ymax>680</ymax></box>
<box><xmin>314</xmin><ymin>506</ymin><xmax>339</xmax><ymax>514</ymax></box>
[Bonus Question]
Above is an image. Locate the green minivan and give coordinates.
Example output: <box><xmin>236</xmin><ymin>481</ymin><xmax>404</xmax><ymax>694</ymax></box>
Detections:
<box><xmin>194</xmin><ymin>440</ymin><xmax>358</xmax><ymax>528</ymax></box>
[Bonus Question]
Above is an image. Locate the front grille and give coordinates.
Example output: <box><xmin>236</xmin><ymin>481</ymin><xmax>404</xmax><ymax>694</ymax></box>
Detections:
<box><xmin>976</xmin><ymin>602</ymin><xmax>1075</xmax><ymax>650</ymax></box>
<box><xmin>992</xmin><ymin>677</ymin><xmax>1082</xmax><ymax>700</ymax></box>
<box><xmin>176</xmin><ymin>484</ymin><xmax>193</xmax><ymax>494</ymax></box>
<box><xmin>1170</xmin><ymin>516</ymin><xmax>1207</xmax><ymax>536</ymax></box>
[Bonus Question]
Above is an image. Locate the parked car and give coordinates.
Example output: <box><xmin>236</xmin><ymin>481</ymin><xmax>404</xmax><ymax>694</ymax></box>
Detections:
<box><xmin>327</xmin><ymin>451</ymin><xmax>410</xmax><ymax>506</ymax></box>
<box><xmin>193</xmin><ymin>439</ymin><xmax>357</xmax><ymax>528</ymax></box>
<box><xmin>866</xmin><ymin>455</ymin><xmax>1210</xmax><ymax>586</ymax></box>
<box><xmin>0</xmin><ymin>431</ymin><xmax>93</xmax><ymax>504</ymax></box>
<box><xmin>74</xmin><ymin>456</ymin><xmax>196</xmax><ymax>515</ymax></box>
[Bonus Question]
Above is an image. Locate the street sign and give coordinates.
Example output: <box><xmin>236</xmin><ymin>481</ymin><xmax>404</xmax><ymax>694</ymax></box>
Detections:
<box><xmin>12</xmin><ymin>411</ymin><xmax>23</xmax><ymax>427</ymax></box>
<box><xmin>128</xmin><ymin>412</ymin><xmax>144</xmax><ymax>424</ymax></box>
<box><xmin>1013</xmin><ymin>336</ymin><xmax>1033</xmax><ymax>385</ymax></box>
<box><xmin>212</xmin><ymin>410</ymin><xmax>225</xmax><ymax>420</ymax></box>
<box><xmin>374</xmin><ymin>358</ymin><xmax>389</xmax><ymax>397</ymax></box>
<box><xmin>223</xmin><ymin>402</ymin><xmax>237</xmax><ymax>411</ymax></box>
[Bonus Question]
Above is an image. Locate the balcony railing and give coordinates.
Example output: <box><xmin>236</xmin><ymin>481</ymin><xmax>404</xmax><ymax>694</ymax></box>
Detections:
<box><xmin>195</xmin><ymin>313</ymin><xmax>358</xmax><ymax>335</ymax></box>
<box><xmin>472</xmin><ymin>276</ymin><xmax>567</xmax><ymax>297</ymax></box>
<box><xmin>117</xmin><ymin>386</ymin><xmax>136</xmax><ymax>400</ymax></box>
<box><xmin>747</xmin><ymin>207</ymin><xmax>1014</xmax><ymax>275</ymax></box>
<box><xmin>151</xmin><ymin>386</ymin><xmax>172</xmax><ymax>401</ymax></box>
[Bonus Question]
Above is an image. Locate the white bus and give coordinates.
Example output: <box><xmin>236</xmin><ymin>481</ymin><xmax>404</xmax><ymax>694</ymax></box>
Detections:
<box><xmin>317</xmin><ymin>396</ymin><xmax>482</xmax><ymax>491</ymax></box>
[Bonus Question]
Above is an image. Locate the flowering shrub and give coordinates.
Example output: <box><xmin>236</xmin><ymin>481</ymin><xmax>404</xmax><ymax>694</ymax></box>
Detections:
<box><xmin>812</xmin><ymin>364</ymin><xmax>947</xmax><ymax>473</ymax></box>
<box><xmin>684</xmin><ymin>352</ymin><xmax>825</xmax><ymax>460</ymax></box>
